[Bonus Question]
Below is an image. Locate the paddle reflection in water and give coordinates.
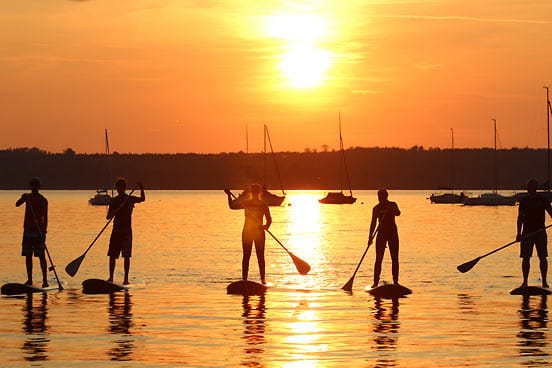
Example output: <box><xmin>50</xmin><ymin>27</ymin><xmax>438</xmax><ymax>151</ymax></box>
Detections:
<box><xmin>107</xmin><ymin>291</ymin><xmax>135</xmax><ymax>361</ymax></box>
<box><xmin>21</xmin><ymin>293</ymin><xmax>49</xmax><ymax>362</ymax></box>
<box><xmin>371</xmin><ymin>297</ymin><xmax>400</xmax><ymax>368</ymax></box>
<box><xmin>241</xmin><ymin>294</ymin><xmax>266</xmax><ymax>366</ymax></box>
<box><xmin>517</xmin><ymin>295</ymin><xmax>549</xmax><ymax>365</ymax></box>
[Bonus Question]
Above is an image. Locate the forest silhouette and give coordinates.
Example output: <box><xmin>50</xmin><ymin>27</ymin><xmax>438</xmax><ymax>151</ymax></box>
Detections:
<box><xmin>0</xmin><ymin>146</ymin><xmax>548</xmax><ymax>190</ymax></box>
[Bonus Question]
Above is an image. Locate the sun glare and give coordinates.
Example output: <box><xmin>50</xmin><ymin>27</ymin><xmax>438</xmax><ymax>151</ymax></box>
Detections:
<box><xmin>264</xmin><ymin>13</ymin><xmax>333</xmax><ymax>89</ymax></box>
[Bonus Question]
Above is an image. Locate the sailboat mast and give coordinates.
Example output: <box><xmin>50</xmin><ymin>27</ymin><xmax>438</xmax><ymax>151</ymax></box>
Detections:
<box><xmin>263</xmin><ymin>124</ymin><xmax>267</xmax><ymax>187</ymax></box>
<box><xmin>451</xmin><ymin>128</ymin><xmax>455</xmax><ymax>193</ymax></box>
<box><xmin>546</xmin><ymin>86</ymin><xmax>550</xmax><ymax>192</ymax></box>
<box><xmin>492</xmin><ymin>119</ymin><xmax>497</xmax><ymax>194</ymax></box>
<box><xmin>338</xmin><ymin>113</ymin><xmax>343</xmax><ymax>194</ymax></box>
<box><xmin>105</xmin><ymin>129</ymin><xmax>114</xmax><ymax>197</ymax></box>
<box><xmin>245</xmin><ymin>123</ymin><xmax>249</xmax><ymax>154</ymax></box>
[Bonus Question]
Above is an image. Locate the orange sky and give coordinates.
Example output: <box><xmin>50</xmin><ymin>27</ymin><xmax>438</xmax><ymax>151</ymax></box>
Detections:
<box><xmin>2</xmin><ymin>1</ymin><xmax>552</xmax><ymax>153</ymax></box>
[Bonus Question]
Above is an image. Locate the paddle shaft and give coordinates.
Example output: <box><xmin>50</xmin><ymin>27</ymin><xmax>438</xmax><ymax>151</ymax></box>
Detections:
<box><xmin>350</xmin><ymin>229</ymin><xmax>378</xmax><ymax>279</ymax></box>
<box><xmin>482</xmin><ymin>224</ymin><xmax>552</xmax><ymax>259</ymax></box>
<box><xmin>26</xmin><ymin>197</ymin><xmax>64</xmax><ymax>291</ymax></box>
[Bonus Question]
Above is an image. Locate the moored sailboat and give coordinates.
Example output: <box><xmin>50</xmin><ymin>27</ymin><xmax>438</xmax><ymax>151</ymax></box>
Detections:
<box><xmin>89</xmin><ymin>129</ymin><xmax>114</xmax><ymax>206</ymax></box>
<box><xmin>319</xmin><ymin>113</ymin><xmax>356</xmax><ymax>204</ymax></box>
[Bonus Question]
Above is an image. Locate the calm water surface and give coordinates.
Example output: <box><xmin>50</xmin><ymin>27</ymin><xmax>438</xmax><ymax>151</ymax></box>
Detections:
<box><xmin>0</xmin><ymin>190</ymin><xmax>549</xmax><ymax>367</ymax></box>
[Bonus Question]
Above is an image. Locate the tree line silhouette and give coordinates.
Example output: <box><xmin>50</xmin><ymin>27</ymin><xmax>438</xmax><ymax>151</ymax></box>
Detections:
<box><xmin>0</xmin><ymin>146</ymin><xmax>548</xmax><ymax>190</ymax></box>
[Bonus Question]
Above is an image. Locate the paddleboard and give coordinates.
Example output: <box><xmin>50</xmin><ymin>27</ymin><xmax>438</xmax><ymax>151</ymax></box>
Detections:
<box><xmin>1</xmin><ymin>283</ymin><xmax>59</xmax><ymax>296</ymax></box>
<box><xmin>365</xmin><ymin>283</ymin><xmax>412</xmax><ymax>298</ymax></box>
<box><xmin>227</xmin><ymin>280</ymin><xmax>269</xmax><ymax>296</ymax></box>
<box><xmin>509</xmin><ymin>285</ymin><xmax>552</xmax><ymax>296</ymax></box>
<box><xmin>82</xmin><ymin>279</ymin><xmax>130</xmax><ymax>294</ymax></box>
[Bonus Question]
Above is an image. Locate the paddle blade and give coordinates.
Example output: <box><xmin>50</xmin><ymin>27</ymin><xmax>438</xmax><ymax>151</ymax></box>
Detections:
<box><xmin>342</xmin><ymin>276</ymin><xmax>355</xmax><ymax>292</ymax></box>
<box><xmin>290</xmin><ymin>253</ymin><xmax>311</xmax><ymax>275</ymax></box>
<box><xmin>65</xmin><ymin>254</ymin><xmax>86</xmax><ymax>277</ymax></box>
<box><xmin>457</xmin><ymin>257</ymin><xmax>481</xmax><ymax>273</ymax></box>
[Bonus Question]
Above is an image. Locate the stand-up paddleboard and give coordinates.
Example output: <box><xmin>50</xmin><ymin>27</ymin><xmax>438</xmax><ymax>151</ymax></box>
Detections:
<box><xmin>365</xmin><ymin>283</ymin><xmax>412</xmax><ymax>298</ymax></box>
<box><xmin>82</xmin><ymin>279</ymin><xmax>130</xmax><ymax>294</ymax></box>
<box><xmin>227</xmin><ymin>280</ymin><xmax>268</xmax><ymax>296</ymax></box>
<box><xmin>1</xmin><ymin>283</ymin><xmax>59</xmax><ymax>296</ymax></box>
<box><xmin>509</xmin><ymin>285</ymin><xmax>552</xmax><ymax>296</ymax></box>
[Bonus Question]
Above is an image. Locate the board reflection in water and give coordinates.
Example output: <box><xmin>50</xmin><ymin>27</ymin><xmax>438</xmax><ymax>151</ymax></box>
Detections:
<box><xmin>108</xmin><ymin>291</ymin><xmax>135</xmax><ymax>361</ymax></box>
<box><xmin>517</xmin><ymin>295</ymin><xmax>549</xmax><ymax>365</ymax></box>
<box><xmin>21</xmin><ymin>293</ymin><xmax>49</xmax><ymax>362</ymax></box>
<box><xmin>371</xmin><ymin>297</ymin><xmax>400</xmax><ymax>367</ymax></box>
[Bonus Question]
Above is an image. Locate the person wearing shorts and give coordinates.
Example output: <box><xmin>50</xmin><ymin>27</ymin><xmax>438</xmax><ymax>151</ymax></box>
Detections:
<box><xmin>16</xmin><ymin>178</ymin><xmax>49</xmax><ymax>287</ymax></box>
<box><xmin>107</xmin><ymin>178</ymin><xmax>145</xmax><ymax>285</ymax></box>
<box><xmin>517</xmin><ymin>178</ymin><xmax>552</xmax><ymax>288</ymax></box>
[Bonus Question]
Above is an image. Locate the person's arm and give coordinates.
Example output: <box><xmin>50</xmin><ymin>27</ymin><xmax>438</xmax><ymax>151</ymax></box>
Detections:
<box><xmin>391</xmin><ymin>202</ymin><xmax>401</xmax><ymax>216</ymax></box>
<box><xmin>263</xmin><ymin>205</ymin><xmax>272</xmax><ymax>230</ymax></box>
<box><xmin>16</xmin><ymin>193</ymin><xmax>28</xmax><ymax>207</ymax></box>
<box><xmin>224</xmin><ymin>188</ymin><xmax>242</xmax><ymax>210</ymax></box>
<box><xmin>43</xmin><ymin>198</ymin><xmax>48</xmax><ymax>233</ymax></box>
<box><xmin>136</xmin><ymin>182</ymin><xmax>145</xmax><ymax>203</ymax></box>
<box><xmin>516</xmin><ymin>205</ymin><xmax>523</xmax><ymax>241</ymax></box>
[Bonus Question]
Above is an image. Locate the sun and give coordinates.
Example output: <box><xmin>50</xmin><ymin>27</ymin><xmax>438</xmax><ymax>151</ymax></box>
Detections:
<box><xmin>264</xmin><ymin>13</ymin><xmax>333</xmax><ymax>89</ymax></box>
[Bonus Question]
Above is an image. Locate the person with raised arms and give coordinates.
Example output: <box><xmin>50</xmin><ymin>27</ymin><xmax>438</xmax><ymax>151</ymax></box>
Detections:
<box><xmin>15</xmin><ymin>177</ymin><xmax>49</xmax><ymax>288</ymax></box>
<box><xmin>107</xmin><ymin>178</ymin><xmax>145</xmax><ymax>285</ymax></box>
<box><xmin>225</xmin><ymin>184</ymin><xmax>272</xmax><ymax>284</ymax></box>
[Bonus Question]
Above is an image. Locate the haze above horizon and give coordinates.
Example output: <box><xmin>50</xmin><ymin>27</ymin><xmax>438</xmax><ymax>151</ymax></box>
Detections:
<box><xmin>2</xmin><ymin>1</ymin><xmax>552</xmax><ymax>154</ymax></box>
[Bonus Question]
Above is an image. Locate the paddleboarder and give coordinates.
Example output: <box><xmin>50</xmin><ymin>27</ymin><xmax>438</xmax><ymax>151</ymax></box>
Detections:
<box><xmin>15</xmin><ymin>177</ymin><xmax>49</xmax><ymax>288</ymax></box>
<box><xmin>225</xmin><ymin>184</ymin><xmax>272</xmax><ymax>284</ymax></box>
<box><xmin>107</xmin><ymin>178</ymin><xmax>145</xmax><ymax>285</ymax></box>
<box><xmin>516</xmin><ymin>178</ymin><xmax>552</xmax><ymax>288</ymax></box>
<box><xmin>368</xmin><ymin>189</ymin><xmax>401</xmax><ymax>288</ymax></box>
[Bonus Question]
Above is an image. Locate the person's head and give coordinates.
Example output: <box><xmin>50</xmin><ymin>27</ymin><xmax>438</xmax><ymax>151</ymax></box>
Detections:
<box><xmin>527</xmin><ymin>178</ymin><xmax>539</xmax><ymax>195</ymax></box>
<box><xmin>115</xmin><ymin>177</ymin><xmax>127</xmax><ymax>195</ymax></box>
<box><xmin>250</xmin><ymin>183</ymin><xmax>262</xmax><ymax>199</ymax></box>
<box><xmin>29</xmin><ymin>177</ymin><xmax>41</xmax><ymax>192</ymax></box>
<box><xmin>377</xmin><ymin>188</ymin><xmax>389</xmax><ymax>203</ymax></box>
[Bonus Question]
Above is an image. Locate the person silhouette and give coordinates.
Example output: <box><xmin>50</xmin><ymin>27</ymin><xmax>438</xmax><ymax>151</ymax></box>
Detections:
<box><xmin>516</xmin><ymin>178</ymin><xmax>552</xmax><ymax>288</ymax></box>
<box><xmin>225</xmin><ymin>184</ymin><xmax>272</xmax><ymax>284</ymax></box>
<box><xmin>368</xmin><ymin>189</ymin><xmax>401</xmax><ymax>288</ymax></box>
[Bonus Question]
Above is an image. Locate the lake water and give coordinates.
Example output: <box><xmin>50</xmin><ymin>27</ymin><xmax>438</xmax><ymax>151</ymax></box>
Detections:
<box><xmin>0</xmin><ymin>189</ymin><xmax>549</xmax><ymax>367</ymax></box>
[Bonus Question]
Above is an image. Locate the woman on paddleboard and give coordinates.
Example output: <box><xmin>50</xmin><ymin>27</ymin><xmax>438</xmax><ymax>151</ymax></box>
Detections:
<box><xmin>225</xmin><ymin>184</ymin><xmax>272</xmax><ymax>284</ymax></box>
<box><xmin>368</xmin><ymin>189</ymin><xmax>401</xmax><ymax>288</ymax></box>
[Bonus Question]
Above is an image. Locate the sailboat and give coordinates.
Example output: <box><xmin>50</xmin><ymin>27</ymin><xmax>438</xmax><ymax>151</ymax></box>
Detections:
<box><xmin>319</xmin><ymin>113</ymin><xmax>356</xmax><ymax>204</ymax></box>
<box><xmin>429</xmin><ymin>128</ymin><xmax>466</xmax><ymax>204</ymax></box>
<box><xmin>236</xmin><ymin>124</ymin><xmax>286</xmax><ymax>206</ymax></box>
<box><xmin>88</xmin><ymin>129</ymin><xmax>114</xmax><ymax>206</ymax></box>
<box><xmin>463</xmin><ymin>119</ymin><xmax>515</xmax><ymax>206</ymax></box>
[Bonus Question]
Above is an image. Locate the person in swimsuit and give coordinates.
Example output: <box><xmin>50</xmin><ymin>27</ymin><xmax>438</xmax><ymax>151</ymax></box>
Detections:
<box><xmin>368</xmin><ymin>189</ymin><xmax>401</xmax><ymax>288</ymax></box>
<box><xmin>107</xmin><ymin>178</ymin><xmax>145</xmax><ymax>285</ymax></box>
<box><xmin>15</xmin><ymin>177</ymin><xmax>49</xmax><ymax>287</ymax></box>
<box><xmin>516</xmin><ymin>178</ymin><xmax>552</xmax><ymax>288</ymax></box>
<box><xmin>225</xmin><ymin>184</ymin><xmax>272</xmax><ymax>284</ymax></box>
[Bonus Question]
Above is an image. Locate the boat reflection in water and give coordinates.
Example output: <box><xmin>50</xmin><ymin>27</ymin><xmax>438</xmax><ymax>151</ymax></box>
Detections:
<box><xmin>21</xmin><ymin>293</ymin><xmax>49</xmax><ymax>362</ymax></box>
<box><xmin>241</xmin><ymin>295</ymin><xmax>266</xmax><ymax>366</ymax></box>
<box><xmin>371</xmin><ymin>298</ymin><xmax>400</xmax><ymax>367</ymax></box>
<box><xmin>108</xmin><ymin>292</ymin><xmax>135</xmax><ymax>361</ymax></box>
<box><xmin>517</xmin><ymin>295</ymin><xmax>549</xmax><ymax>365</ymax></box>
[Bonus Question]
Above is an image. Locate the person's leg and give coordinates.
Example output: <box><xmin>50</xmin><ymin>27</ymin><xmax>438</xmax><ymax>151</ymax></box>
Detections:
<box><xmin>123</xmin><ymin>257</ymin><xmax>130</xmax><ymax>285</ymax></box>
<box><xmin>242</xmin><ymin>236</ymin><xmax>253</xmax><ymax>281</ymax></box>
<box><xmin>389</xmin><ymin>233</ymin><xmax>400</xmax><ymax>284</ymax></box>
<box><xmin>39</xmin><ymin>255</ymin><xmax>48</xmax><ymax>287</ymax></box>
<box><xmin>539</xmin><ymin>257</ymin><xmax>548</xmax><ymax>287</ymax></box>
<box><xmin>109</xmin><ymin>256</ymin><xmax>116</xmax><ymax>282</ymax></box>
<box><xmin>521</xmin><ymin>257</ymin><xmax>530</xmax><ymax>287</ymax></box>
<box><xmin>373</xmin><ymin>236</ymin><xmax>386</xmax><ymax>288</ymax></box>
<box><xmin>254</xmin><ymin>232</ymin><xmax>266</xmax><ymax>284</ymax></box>
<box><xmin>25</xmin><ymin>255</ymin><xmax>33</xmax><ymax>284</ymax></box>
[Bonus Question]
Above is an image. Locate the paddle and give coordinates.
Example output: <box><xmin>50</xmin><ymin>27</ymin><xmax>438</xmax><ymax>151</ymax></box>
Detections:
<box><xmin>27</xmin><ymin>197</ymin><xmax>64</xmax><ymax>291</ymax></box>
<box><xmin>457</xmin><ymin>224</ymin><xmax>552</xmax><ymax>273</ymax></box>
<box><xmin>341</xmin><ymin>228</ymin><xmax>378</xmax><ymax>292</ymax></box>
<box><xmin>265</xmin><ymin>229</ymin><xmax>311</xmax><ymax>275</ymax></box>
<box><xmin>65</xmin><ymin>187</ymin><xmax>136</xmax><ymax>277</ymax></box>
<box><xmin>225</xmin><ymin>189</ymin><xmax>311</xmax><ymax>275</ymax></box>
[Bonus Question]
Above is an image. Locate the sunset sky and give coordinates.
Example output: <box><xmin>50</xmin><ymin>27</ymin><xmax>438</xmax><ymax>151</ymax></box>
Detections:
<box><xmin>2</xmin><ymin>1</ymin><xmax>552</xmax><ymax>154</ymax></box>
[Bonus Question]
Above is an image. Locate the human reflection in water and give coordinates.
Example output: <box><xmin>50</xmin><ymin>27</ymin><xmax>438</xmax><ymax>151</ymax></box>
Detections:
<box><xmin>108</xmin><ymin>291</ymin><xmax>135</xmax><ymax>361</ymax></box>
<box><xmin>370</xmin><ymin>297</ymin><xmax>400</xmax><ymax>368</ymax></box>
<box><xmin>241</xmin><ymin>294</ymin><xmax>266</xmax><ymax>367</ymax></box>
<box><xmin>21</xmin><ymin>293</ymin><xmax>49</xmax><ymax>362</ymax></box>
<box><xmin>517</xmin><ymin>295</ymin><xmax>549</xmax><ymax>364</ymax></box>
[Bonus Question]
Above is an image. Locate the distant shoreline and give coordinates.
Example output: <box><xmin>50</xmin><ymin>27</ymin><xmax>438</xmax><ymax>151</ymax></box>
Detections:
<box><xmin>0</xmin><ymin>146</ymin><xmax>547</xmax><ymax>191</ymax></box>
